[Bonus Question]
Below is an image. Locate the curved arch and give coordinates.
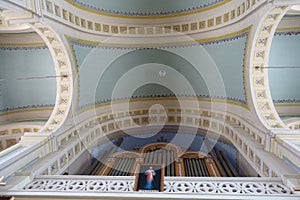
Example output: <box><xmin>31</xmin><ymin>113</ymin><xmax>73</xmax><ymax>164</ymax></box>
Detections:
<box><xmin>249</xmin><ymin>5</ymin><xmax>291</xmax><ymax>129</ymax></box>
<box><xmin>88</xmin><ymin>120</ymin><xmax>267</xmax><ymax>177</ymax></box>
<box><xmin>140</xmin><ymin>142</ymin><xmax>181</xmax><ymax>156</ymax></box>
<box><xmin>14</xmin><ymin>97</ymin><xmax>295</xmax><ymax>178</ymax></box>
<box><xmin>112</xmin><ymin>151</ymin><xmax>141</xmax><ymax>158</ymax></box>
<box><xmin>43</xmin><ymin>0</ymin><xmax>265</xmax><ymax>37</ymax></box>
<box><xmin>179</xmin><ymin>152</ymin><xmax>209</xmax><ymax>158</ymax></box>
<box><xmin>27</xmin><ymin>22</ymin><xmax>73</xmax><ymax>133</ymax></box>
<box><xmin>65</xmin><ymin>0</ymin><xmax>231</xmax><ymax>18</ymax></box>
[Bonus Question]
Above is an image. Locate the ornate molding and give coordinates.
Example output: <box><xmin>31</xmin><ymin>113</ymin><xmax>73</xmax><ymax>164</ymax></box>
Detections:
<box><xmin>0</xmin><ymin>4</ymin><xmax>73</xmax><ymax>134</ymax></box>
<box><xmin>1</xmin><ymin>98</ymin><xmax>298</xmax><ymax>185</ymax></box>
<box><xmin>249</xmin><ymin>5</ymin><xmax>291</xmax><ymax>129</ymax></box>
<box><xmin>68</xmin><ymin>30</ymin><xmax>249</xmax><ymax>49</ymax></box>
<box><xmin>287</xmin><ymin>120</ymin><xmax>300</xmax><ymax>130</ymax></box>
<box><xmin>42</xmin><ymin>0</ymin><xmax>263</xmax><ymax>36</ymax></box>
<box><xmin>67</xmin><ymin>0</ymin><xmax>228</xmax><ymax>17</ymax></box>
<box><xmin>22</xmin><ymin>176</ymin><xmax>293</xmax><ymax>196</ymax></box>
<box><xmin>30</xmin><ymin>100</ymin><xmax>285</xmax><ymax>178</ymax></box>
<box><xmin>27</xmin><ymin>22</ymin><xmax>73</xmax><ymax>133</ymax></box>
<box><xmin>0</xmin><ymin>45</ymin><xmax>47</xmax><ymax>51</ymax></box>
<box><xmin>0</xmin><ymin>124</ymin><xmax>43</xmax><ymax>151</ymax></box>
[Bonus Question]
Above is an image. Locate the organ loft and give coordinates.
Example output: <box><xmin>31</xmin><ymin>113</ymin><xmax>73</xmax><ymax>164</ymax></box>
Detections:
<box><xmin>0</xmin><ymin>0</ymin><xmax>300</xmax><ymax>199</ymax></box>
<box><xmin>89</xmin><ymin>135</ymin><xmax>238</xmax><ymax>178</ymax></box>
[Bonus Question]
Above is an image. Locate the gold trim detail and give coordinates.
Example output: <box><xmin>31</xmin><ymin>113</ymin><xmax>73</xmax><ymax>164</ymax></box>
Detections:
<box><xmin>64</xmin><ymin>0</ymin><xmax>232</xmax><ymax>19</ymax></box>
<box><xmin>41</xmin><ymin>0</ymin><xmax>262</xmax><ymax>36</ymax></box>
<box><xmin>250</xmin><ymin>6</ymin><xmax>290</xmax><ymax>129</ymax></box>
<box><xmin>27</xmin><ymin>22</ymin><xmax>73</xmax><ymax>133</ymax></box>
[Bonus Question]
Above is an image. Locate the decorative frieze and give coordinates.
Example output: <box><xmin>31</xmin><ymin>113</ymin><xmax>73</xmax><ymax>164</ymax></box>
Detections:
<box><xmin>23</xmin><ymin>176</ymin><xmax>293</xmax><ymax>196</ymax></box>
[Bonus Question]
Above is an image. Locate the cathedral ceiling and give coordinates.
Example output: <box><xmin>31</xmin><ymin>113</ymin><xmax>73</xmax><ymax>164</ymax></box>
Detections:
<box><xmin>0</xmin><ymin>0</ymin><xmax>299</xmax><ymax>131</ymax></box>
<box><xmin>69</xmin><ymin>28</ymin><xmax>249</xmax><ymax>112</ymax></box>
<box><xmin>0</xmin><ymin>0</ymin><xmax>300</xmax><ymax>183</ymax></box>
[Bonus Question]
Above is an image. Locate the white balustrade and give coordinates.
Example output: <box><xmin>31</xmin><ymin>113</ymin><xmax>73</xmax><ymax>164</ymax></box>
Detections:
<box><xmin>21</xmin><ymin>176</ymin><xmax>294</xmax><ymax>196</ymax></box>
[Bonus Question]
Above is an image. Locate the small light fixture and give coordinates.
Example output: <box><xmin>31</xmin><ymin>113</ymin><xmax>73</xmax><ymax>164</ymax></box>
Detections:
<box><xmin>159</xmin><ymin>70</ymin><xmax>167</xmax><ymax>78</ymax></box>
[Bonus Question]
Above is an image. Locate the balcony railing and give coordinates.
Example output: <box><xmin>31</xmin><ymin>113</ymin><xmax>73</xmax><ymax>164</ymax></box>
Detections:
<box><xmin>14</xmin><ymin>175</ymin><xmax>296</xmax><ymax>197</ymax></box>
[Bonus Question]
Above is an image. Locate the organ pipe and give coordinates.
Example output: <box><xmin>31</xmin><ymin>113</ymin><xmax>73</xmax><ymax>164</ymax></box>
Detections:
<box><xmin>215</xmin><ymin>150</ymin><xmax>233</xmax><ymax>177</ymax></box>
<box><xmin>210</xmin><ymin>149</ymin><xmax>227</xmax><ymax>177</ymax></box>
<box><xmin>92</xmin><ymin>143</ymin><xmax>232</xmax><ymax>178</ymax></box>
<box><xmin>219</xmin><ymin>151</ymin><xmax>239</xmax><ymax>177</ymax></box>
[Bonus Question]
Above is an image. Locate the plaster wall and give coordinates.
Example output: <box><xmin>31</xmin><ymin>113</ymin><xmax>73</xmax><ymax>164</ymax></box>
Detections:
<box><xmin>68</xmin><ymin>149</ymin><xmax>92</xmax><ymax>175</ymax></box>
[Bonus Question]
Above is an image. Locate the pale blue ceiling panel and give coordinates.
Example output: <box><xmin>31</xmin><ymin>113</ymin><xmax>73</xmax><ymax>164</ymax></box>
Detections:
<box><xmin>69</xmin><ymin>30</ymin><xmax>248</xmax><ymax>111</ymax></box>
<box><xmin>269</xmin><ymin>32</ymin><xmax>300</xmax><ymax>104</ymax></box>
<box><xmin>0</xmin><ymin>45</ymin><xmax>56</xmax><ymax>114</ymax></box>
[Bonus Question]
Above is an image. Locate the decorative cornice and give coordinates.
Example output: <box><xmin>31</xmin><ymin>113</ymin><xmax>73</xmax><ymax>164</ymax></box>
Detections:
<box><xmin>77</xmin><ymin>95</ymin><xmax>247</xmax><ymax>112</ymax></box>
<box><xmin>274</xmin><ymin>31</ymin><xmax>300</xmax><ymax>36</ymax></box>
<box><xmin>43</xmin><ymin>0</ymin><xmax>262</xmax><ymax>35</ymax></box>
<box><xmin>273</xmin><ymin>99</ymin><xmax>300</xmax><ymax>104</ymax></box>
<box><xmin>69</xmin><ymin>31</ymin><xmax>249</xmax><ymax>50</ymax></box>
<box><xmin>0</xmin><ymin>45</ymin><xmax>48</xmax><ymax>51</ymax></box>
<box><xmin>67</xmin><ymin>0</ymin><xmax>227</xmax><ymax>17</ymax></box>
<box><xmin>50</xmin><ymin>101</ymin><xmax>285</xmax><ymax>177</ymax></box>
<box><xmin>0</xmin><ymin>104</ymin><xmax>54</xmax><ymax>114</ymax></box>
<box><xmin>68</xmin><ymin>29</ymin><xmax>250</xmax><ymax>50</ymax></box>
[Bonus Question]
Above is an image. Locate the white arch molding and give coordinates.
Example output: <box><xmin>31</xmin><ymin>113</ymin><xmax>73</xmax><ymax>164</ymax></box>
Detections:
<box><xmin>27</xmin><ymin>22</ymin><xmax>73</xmax><ymax>133</ymax></box>
<box><xmin>249</xmin><ymin>5</ymin><xmax>291</xmax><ymax>130</ymax></box>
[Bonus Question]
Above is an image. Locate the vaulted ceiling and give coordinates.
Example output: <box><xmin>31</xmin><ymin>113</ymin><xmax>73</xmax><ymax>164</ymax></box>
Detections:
<box><xmin>0</xmin><ymin>0</ymin><xmax>300</xmax><ymax>185</ymax></box>
<box><xmin>70</xmin><ymin>30</ymin><xmax>249</xmax><ymax>111</ymax></box>
<box><xmin>0</xmin><ymin>1</ymin><xmax>299</xmax><ymax>135</ymax></box>
<box><xmin>0</xmin><ymin>1</ymin><xmax>299</xmax><ymax>126</ymax></box>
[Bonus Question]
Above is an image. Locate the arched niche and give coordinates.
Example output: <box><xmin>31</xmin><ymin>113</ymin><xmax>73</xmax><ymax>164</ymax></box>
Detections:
<box><xmin>0</xmin><ymin>9</ymin><xmax>73</xmax><ymax>151</ymax></box>
<box><xmin>268</xmin><ymin>6</ymin><xmax>300</xmax><ymax>129</ymax></box>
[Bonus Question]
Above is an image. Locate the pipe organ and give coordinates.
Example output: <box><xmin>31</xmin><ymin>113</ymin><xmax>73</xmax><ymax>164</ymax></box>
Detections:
<box><xmin>90</xmin><ymin>143</ymin><xmax>238</xmax><ymax>177</ymax></box>
<box><xmin>107</xmin><ymin>157</ymin><xmax>136</xmax><ymax>176</ymax></box>
<box><xmin>210</xmin><ymin>149</ymin><xmax>239</xmax><ymax>177</ymax></box>
<box><xmin>143</xmin><ymin>146</ymin><xmax>176</xmax><ymax>176</ymax></box>
<box><xmin>89</xmin><ymin>138</ymin><xmax>124</xmax><ymax>175</ymax></box>
<box><xmin>183</xmin><ymin>158</ymin><xmax>210</xmax><ymax>177</ymax></box>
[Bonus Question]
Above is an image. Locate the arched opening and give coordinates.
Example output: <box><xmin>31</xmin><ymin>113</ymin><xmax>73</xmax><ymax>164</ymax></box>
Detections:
<box><xmin>0</xmin><ymin>23</ymin><xmax>56</xmax><ymax>151</ymax></box>
<box><xmin>69</xmin><ymin>126</ymin><xmax>258</xmax><ymax>177</ymax></box>
<box><xmin>268</xmin><ymin>6</ymin><xmax>300</xmax><ymax>129</ymax></box>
